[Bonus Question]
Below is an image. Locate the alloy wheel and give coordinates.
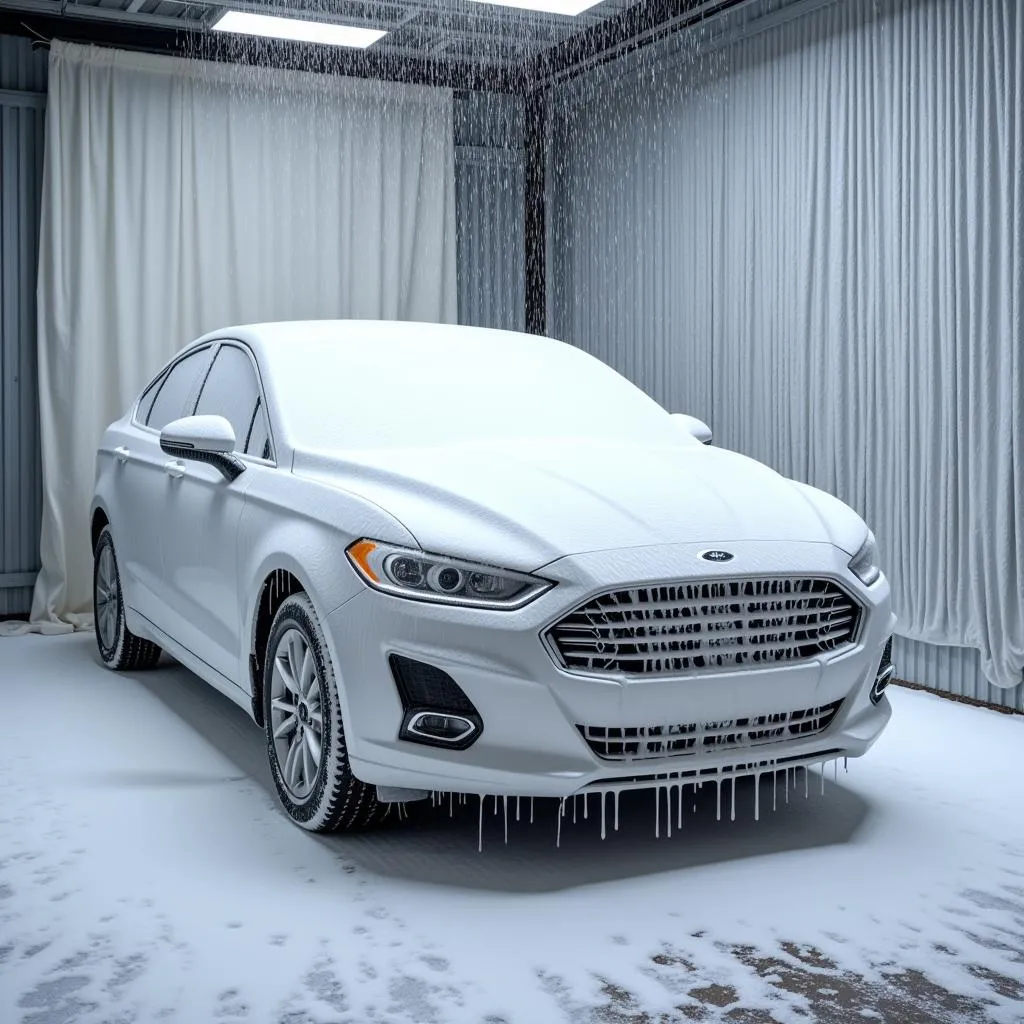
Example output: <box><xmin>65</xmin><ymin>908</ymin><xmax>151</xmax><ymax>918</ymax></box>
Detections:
<box><xmin>95</xmin><ymin>544</ymin><xmax>120</xmax><ymax>651</ymax></box>
<box><xmin>269</xmin><ymin>627</ymin><xmax>324</xmax><ymax>803</ymax></box>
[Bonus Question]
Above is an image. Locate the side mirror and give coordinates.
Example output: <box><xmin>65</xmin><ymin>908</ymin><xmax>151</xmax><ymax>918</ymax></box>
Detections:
<box><xmin>160</xmin><ymin>415</ymin><xmax>245</xmax><ymax>482</ymax></box>
<box><xmin>671</xmin><ymin>413</ymin><xmax>713</xmax><ymax>445</ymax></box>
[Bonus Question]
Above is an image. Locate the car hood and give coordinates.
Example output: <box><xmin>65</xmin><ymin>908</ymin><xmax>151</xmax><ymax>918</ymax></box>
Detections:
<box><xmin>291</xmin><ymin>439</ymin><xmax>866</xmax><ymax>571</ymax></box>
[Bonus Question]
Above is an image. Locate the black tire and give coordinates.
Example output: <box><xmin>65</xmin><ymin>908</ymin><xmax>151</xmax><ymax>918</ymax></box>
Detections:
<box><xmin>263</xmin><ymin>592</ymin><xmax>387</xmax><ymax>833</ymax></box>
<box><xmin>93</xmin><ymin>526</ymin><xmax>162</xmax><ymax>671</ymax></box>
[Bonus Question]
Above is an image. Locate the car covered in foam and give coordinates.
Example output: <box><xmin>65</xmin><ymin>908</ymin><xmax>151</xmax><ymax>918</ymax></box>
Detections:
<box><xmin>91</xmin><ymin>321</ymin><xmax>895</xmax><ymax>833</ymax></box>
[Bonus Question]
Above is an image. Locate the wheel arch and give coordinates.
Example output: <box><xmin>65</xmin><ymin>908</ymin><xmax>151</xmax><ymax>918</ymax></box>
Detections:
<box><xmin>91</xmin><ymin>506</ymin><xmax>111</xmax><ymax>554</ymax></box>
<box><xmin>249</xmin><ymin>566</ymin><xmax>306</xmax><ymax>726</ymax></box>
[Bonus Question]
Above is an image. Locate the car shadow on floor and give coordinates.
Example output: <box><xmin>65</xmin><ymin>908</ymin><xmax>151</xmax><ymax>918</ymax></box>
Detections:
<box><xmin>131</xmin><ymin>654</ymin><xmax>872</xmax><ymax>894</ymax></box>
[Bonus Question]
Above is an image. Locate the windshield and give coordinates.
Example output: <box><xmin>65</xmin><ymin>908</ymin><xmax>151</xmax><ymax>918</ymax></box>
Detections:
<box><xmin>267</xmin><ymin>325</ymin><xmax>683</xmax><ymax>451</ymax></box>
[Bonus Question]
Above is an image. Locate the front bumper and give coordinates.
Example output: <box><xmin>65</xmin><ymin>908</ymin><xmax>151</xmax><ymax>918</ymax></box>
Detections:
<box><xmin>324</xmin><ymin>540</ymin><xmax>895</xmax><ymax>799</ymax></box>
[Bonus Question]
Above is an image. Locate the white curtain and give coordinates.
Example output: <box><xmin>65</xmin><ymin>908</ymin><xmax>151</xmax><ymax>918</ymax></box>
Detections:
<box><xmin>552</xmin><ymin>0</ymin><xmax>1023</xmax><ymax>688</ymax></box>
<box><xmin>10</xmin><ymin>40</ymin><xmax>456</xmax><ymax>634</ymax></box>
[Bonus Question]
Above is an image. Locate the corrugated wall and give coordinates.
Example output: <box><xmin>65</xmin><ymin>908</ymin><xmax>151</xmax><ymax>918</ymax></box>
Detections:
<box><xmin>0</xmin><ymin>35</ymin><xmax>47</xmax><ymax>617</ymax></box>
<box><xmin>455</xmin><ymin>91</ymin><xmax>525</xmax><ymax>332</ymax></box>
<box><xmin>456</xmin><ymin>148</ymin><xmax>525</xmax><ymax>332</ymax></box>
<box><xmin>892</xmin><ymin>638</ymin><xmax>1024</xmax><ymax>713</ymax></box>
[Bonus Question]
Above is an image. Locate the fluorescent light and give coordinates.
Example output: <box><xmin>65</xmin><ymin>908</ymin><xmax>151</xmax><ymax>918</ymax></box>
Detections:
<box><xmin>463</xmin><ymin>0</ymin><xmax>604</xmax><ymax>14</ymax></box>
<box><xmin>212</xmin><ymin>11</ymin><xmax>387</xmax><ymax>48</ymax></box>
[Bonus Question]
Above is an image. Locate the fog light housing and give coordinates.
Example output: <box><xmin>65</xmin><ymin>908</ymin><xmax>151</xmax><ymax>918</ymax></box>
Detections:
<box><xmin>390</xmin><ymin>655</ymin><xmax>483</xmax><ymax>750</ymax></box>
<box><xmin>870</xmin><ymin>636</ymin><xmax>894</xmax><ymax>704</ymax></box>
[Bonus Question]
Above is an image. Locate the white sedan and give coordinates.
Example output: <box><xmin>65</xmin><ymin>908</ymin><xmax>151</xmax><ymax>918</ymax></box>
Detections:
<box><xmin>91</xmin><ymin>321</ymin><xmax>895</xmax><ymax>833</ymax></box>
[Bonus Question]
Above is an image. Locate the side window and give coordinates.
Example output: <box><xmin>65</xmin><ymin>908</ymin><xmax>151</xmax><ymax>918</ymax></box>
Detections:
<box><xmin>147</xmin><ymin>348</ymin><xmax>210</xmax><ymax>431</ymax></box>
<box><xmin>194</xmin><ymin>345</ymin><xmax>261</xmax><ymax>453</ymax></box>
<box><xmin>245</xmin><ymin>398</ymin><xmax>272</xmax><ymax>460</ymax></box>
<box><xmin>137</xmin><ymin>373</ymin><xmax>165</xmax><ymax>425</ymax></box>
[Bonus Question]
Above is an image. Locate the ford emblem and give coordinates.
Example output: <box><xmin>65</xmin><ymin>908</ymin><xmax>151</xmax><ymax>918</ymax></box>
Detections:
<box><xmin>701</xmin><ymin>550</ymin><xmax>734</xmax><ymax>563</ymax></box>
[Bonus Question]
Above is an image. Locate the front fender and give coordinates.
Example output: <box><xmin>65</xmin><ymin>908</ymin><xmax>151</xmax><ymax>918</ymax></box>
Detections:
<box><xmin>237</xmin><ymin>471</ymin><xmax>418</xmax><ymax>698</ymax></box>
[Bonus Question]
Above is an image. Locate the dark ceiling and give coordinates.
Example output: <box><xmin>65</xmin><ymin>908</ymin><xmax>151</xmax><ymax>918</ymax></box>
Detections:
<box><xmin>0</xmin><ymin>0</ymin><xmax>749</xmax><ymax>91</ymax></box>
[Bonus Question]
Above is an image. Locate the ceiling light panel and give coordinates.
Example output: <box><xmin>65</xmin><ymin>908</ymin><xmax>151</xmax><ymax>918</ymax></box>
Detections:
<box><xmin>212</xmin><ymin>11</ymin><xmax>388</xmax><ymax>48</ymax></box>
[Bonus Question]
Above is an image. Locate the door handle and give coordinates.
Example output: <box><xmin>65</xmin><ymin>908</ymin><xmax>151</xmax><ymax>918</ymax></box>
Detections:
<box><xmin>114</xmin><ymin>446</ymin><xmax>130</xmax><ymax>464</ymax></box>
<box><xmin>164</xmin><ymin>460</ymin><xmax>185</xmax><ymax>479</ymax></box>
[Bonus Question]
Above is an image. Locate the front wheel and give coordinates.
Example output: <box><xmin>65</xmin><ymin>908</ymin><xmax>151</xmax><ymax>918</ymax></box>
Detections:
<box><xmin>93</xmin><ymin>526</ymin><xmax>162</xmax><ymax>671</ymax></box>
<box><xmin>263</xmin><ymin>592</ymin><xmax>387</xmax><ymax>833</ymax></box>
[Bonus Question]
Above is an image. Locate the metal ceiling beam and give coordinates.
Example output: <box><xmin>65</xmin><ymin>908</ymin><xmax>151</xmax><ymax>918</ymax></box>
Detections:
<box><xmin>527</xmin><ymin>0</ymin><xmax>744</xmax><ymax>87</ymax></box>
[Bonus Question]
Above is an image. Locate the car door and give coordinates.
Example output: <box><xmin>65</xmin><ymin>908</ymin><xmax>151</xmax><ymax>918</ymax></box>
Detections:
<box><xmin>118</xmin><ymin>345</ymin><xmax>214</xmax><ymax>628</ymax></box>
<box><xmin>158</xmin><ymin>341</ymin><xmax>272</xmax><ymax>686</ymax></box>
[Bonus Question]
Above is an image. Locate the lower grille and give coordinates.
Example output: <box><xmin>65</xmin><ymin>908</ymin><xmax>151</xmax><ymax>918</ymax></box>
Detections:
<box><xmin>577</xmin><ymin>700</ymin><xmax>844</xmax><ymax>762</ymax></box>
<box><xmin>547</xmin><ymin>576</ymin><xmax>861</xmax><ymax>677</ymax></box>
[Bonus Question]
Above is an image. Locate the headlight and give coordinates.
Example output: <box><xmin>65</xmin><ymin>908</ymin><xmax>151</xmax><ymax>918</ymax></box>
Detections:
<box><xmin>346</xmin><ymin>539</ymin><xmax>553</xmax><ymax>610</ymax></box>
<box><xmin>848</xmin><ymin>531</ymin><xmax>881</xmax><ymax>586</ymax></box>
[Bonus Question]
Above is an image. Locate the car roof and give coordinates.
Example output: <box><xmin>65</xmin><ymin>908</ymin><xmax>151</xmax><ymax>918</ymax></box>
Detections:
<box><xmin>195</xmin><ymin>319</ymin><xmax>554</xmax><ymax>358</ymax></box>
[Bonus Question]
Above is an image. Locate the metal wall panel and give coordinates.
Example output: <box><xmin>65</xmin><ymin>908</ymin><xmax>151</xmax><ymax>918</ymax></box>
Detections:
<box><xmin>893</xmin><ymin>638</ymin><xmax>1024</xmax><ymax>713</ymax></box>
<box><xmin>456</xmin><ymin>146</ymin><xmax>525</xmax><ymax>332</ymax></box>
<box><xmin>0</xmin><ymin>36</ymin><xmax>47</xmax><ymax>617</ymax></box>
<box><xmin>454</xmin><ymin>91</ymin><xmax>525</xmax><ymax>332</ymax></box>
<box><xmin>0</xmin><ymin>35</ymin><xmax>49</xmax><ymax>92</ymax></box>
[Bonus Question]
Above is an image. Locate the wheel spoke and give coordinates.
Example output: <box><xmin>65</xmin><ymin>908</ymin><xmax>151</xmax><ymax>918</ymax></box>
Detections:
<box><xmin>299</xmin><ymin>651</ymin><xmax>315</xmax><ymax>700</ymax></box>
<box><xmin>272</xmin><ymin>712</ymin><xmax>297</xmax><ymax>740</ymax></box>
<box><xmin>287</xmin><ymin>633</ymin><xmax>304</xmax><ymax>685</ymax></box>
<box><xmin>304</xmin><ymin>728</ymin><xmax>322</xmax><ymax>766</ymax></box>
<box><xmin>301</xmin><ymin>738</ymin><xmax>315</xmax><ymax>788</ymax></box>
<box><xmin>284</xmin><ymin>734</ymin><xmax>303</xmax><ymax>789</ymax></box>
<box><xmin>274</xmin><ymin>655</ymin><xmax>300</xmax><ymax>697</ymax></box>
<box><xmin>307</xmin><ymin>709</ymin><xmax>323</xmax><ymax>729</ymax></box>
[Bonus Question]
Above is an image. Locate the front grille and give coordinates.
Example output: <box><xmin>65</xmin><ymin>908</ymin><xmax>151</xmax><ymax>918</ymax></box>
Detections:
<box><xmin>547</xmin><ymin>576</ymin><xmax>861</xmax><ymax>676</ymax></box>
<box><xmin>577</xmin><ymin>700</ymin><xmax>844</xmax><ymax>762</ymax></box>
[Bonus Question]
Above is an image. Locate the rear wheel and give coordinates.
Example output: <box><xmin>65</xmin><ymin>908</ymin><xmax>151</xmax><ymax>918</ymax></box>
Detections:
<box><xmin>263</xmin><ymin>592</ymin><xmax>387</xmax><ymax>833</ymax></box>
<box><xmin>93</xmin><ymin>526</ymin><xmax>162</xmax><ymax>671</ymax></box>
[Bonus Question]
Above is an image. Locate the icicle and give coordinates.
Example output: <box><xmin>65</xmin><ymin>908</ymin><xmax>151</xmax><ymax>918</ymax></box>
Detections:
<box><xmin>478</xmin><ymin>796</ymin><xmax>484</xmax><ymax>853</ymax></box>
<box><xmin>773</xmin><ymin>770</ymin><xmax>778</xmax><ymax>812</ymax></box>
<box><xmin>785</xmin><ymin>767</ymin><xmax>790</xmax><ymax>804</ymax></box>
<box><xmin>655</xmin><ymin>785</ymin><xmax>661</xmax><ymax>839</ymax></box>
<box><xmin>716</xmin><ymin>779</ymin><xmax>722</xmax><ymax>821</ymax></box>
<box><xmin>494</xmin><ymin>794</ymin><xmax>499</xmax><ymax>816</ymax></box>
<box><xmin>573</xmin><ymin>796</ymin><xmax>578</xmax><ymax>824</ymax></box>
<box><xmin>516</xmin><ymin>796</ymin><xmax>521</xmax><ymax>822</ymax></box>
<box><xmin>530</xmin><ymin>797</ymin><xmax>534</xmax><ymax>824</ymax></box>
<box><xmin>503</xmin><ymin>795</ymin><xmax>509</xmax><ymax>845</ymax></box>
<box><xmin>583</xmin><ymin>793</ymin><xmax>588</xmax><ymax>820</ymax></box>
<box><xmin>844</xmin><ymin>756</ymin><xmax>848</xmax><ymax>773</ymax></box>
<box><xmin>666</xmin><ymin>787</ymin><xmax>672</xmax><ymax>839</ymax></box>
<box><xmin>730</xmin><ymin>776</ymin><xmax>737</xmax><ymax>822</ymax></box>
<box><xmin>431</xmin><ymin>791</ymin><xmax>436</xmax><ymax>808</ymax></box>
<box><xmin>449</xmin><ymin>792</ymin><xmax>454</xmax><ymax>818</ymax></box>
<box><xmin>601</xmin><ymin>792</ymin><xmax>607</xmax><ymax>840</ymax></box>
<box><xmin>804</xmin><ymin>766</ymin><xmax>809</xmax><ymax>799</ymax></box>
<box><xmin>820</xmin><ymin>762</ymin><xmax>826</xmax><ymax>796</ymax></box>
<box><xmin>677</xmin><ymin>783</ymin><xmax>683</xmax><ymax>829</ymax></box>
<box><xmin>754</xmin><ymin>772</ymin><xmax>760</xmax><ymax>822</ymax></box>
<box><xmin>614</xmin><ymin>790</ymin><xmax>620</xmax><ymax>831</ymax></box>
<box><xmin>834</xmin><ymin>759</ymin><xmax>839</xmax><ymax>781</ymax></box>
<box><xmin>556</xmin><ymin>798</ymin><xmax>565</xmax><ymax>848</ymax></box>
